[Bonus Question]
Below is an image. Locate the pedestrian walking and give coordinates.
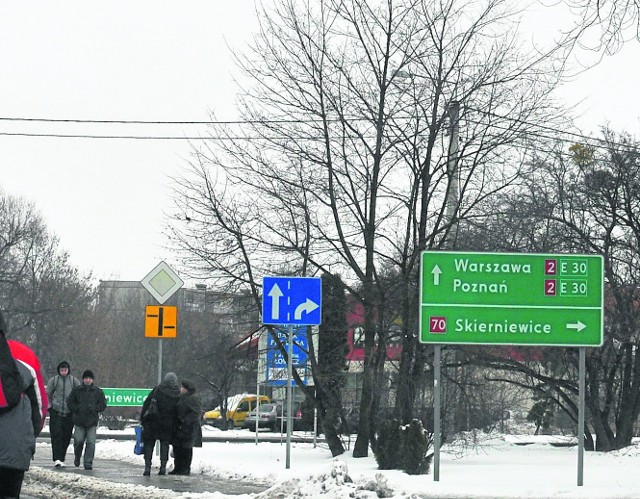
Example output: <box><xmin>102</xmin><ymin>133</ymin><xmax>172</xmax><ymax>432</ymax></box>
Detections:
<box><xmin>67</xmin><ymin>369</ymin><xmax>107</xmax><ymax>470</ymax></box>
<box><xmin>140</xmin><ymin>372</ymin><xmax>180</xmax><ymax>476</ymax></box>
<box><xmin>169</xmin><ymin>379</ymin><xmax>202</xmax><ymax>475</ymax></box>
<box><xmin>46</xmin><ymin>360</ymin><xmax>80</xmax><ymax>467</ymax></box>
<box><xmin>0</xmin><ymin>310</ymin><xmax>48</xmax><ymax>499</ymax></box>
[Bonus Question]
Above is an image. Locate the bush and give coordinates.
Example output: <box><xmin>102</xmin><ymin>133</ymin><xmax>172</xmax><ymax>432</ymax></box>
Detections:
<box><xmin>375</xmin><ymin>418</ymin><xmax>432</xmax><ymax>475</ymax></box>
<box><xmin>527</xmin><ymin>400</ymin><xmax>554</xmax><ymax>435</ymax></box>
<box><xmin>400</xmin><ymin>419</ymin><xmax>432</xmax><ymax>475</ymax></box>
<box><xmin>374</xmin><ymin>418</ymin><xmax>402</xmax><ymax>470</ymax></box>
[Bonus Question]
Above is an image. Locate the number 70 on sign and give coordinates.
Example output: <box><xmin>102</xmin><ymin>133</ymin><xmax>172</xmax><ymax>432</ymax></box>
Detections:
<box><xmin>430</xmin><ymin>316</ymin><xmax>447</xmax><ymax>334</ymax></box>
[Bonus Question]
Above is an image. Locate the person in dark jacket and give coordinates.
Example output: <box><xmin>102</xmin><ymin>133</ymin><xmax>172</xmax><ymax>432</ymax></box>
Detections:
<box><xmin>67</xmin><ymin>370</ymin><xmax>107</xmax><ymax>470</ymax></box>
<box><xmin>140</xmin><ymin>372</ymin><xmax>180</xmax><ymax>476</ymax></box>
<box><xmin>169</xmin><ymin>379</ymin><xmax>202</xmax><ymax>475</ymax></box>
<box><xmin>46</xmin><ymin>360</ymin><xmax>80</xmax><ymax>467</ymax></box>
<box><xmin>0</xmin><ymin>310</ymin><xmax>48</xmax><ymax>499</ymax></box>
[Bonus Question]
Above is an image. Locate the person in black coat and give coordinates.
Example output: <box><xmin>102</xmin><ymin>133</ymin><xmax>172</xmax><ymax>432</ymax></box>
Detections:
<box><xmin>140</xmin><ymin>372</ymin><xmax>180</xmax><ymax>476</ymax></box>
<box><xmin>169</xmin><ymin>379</ymin><xmax>202</xmax><ymax>475</ymax></box>
<box><xmin>67</xmin><ymin>370</ymin><xmax>107</xmax><ymax>470</ymax></box>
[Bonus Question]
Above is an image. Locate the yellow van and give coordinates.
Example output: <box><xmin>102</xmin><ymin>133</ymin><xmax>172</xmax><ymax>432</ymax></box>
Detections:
<box><xmin>202</xmin><ymin>394</ymin><xmax>270</xmax><ymax>428</ymax></box>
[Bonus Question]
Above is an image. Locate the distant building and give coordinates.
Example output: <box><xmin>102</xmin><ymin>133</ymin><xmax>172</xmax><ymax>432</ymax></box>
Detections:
<box><xmin>96</xmin><ymin>280</ymin><xmax>258</xmax><ymax>336</ymax></box>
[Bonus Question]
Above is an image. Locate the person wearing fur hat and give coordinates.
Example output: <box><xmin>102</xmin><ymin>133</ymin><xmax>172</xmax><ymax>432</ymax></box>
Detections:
<box><xmin>0</xmin><ymin>309</ymin><xmax>48</xmax><ymax>499</ymax></box>
<box><xmin>67</xmin><ymin>369</ymin><xmax>107</xmax><ymax>470</ymax></box>
<box><xmin>46</xmin><ymin>360</ymin><xmax>81</xmax><ymax>467</ymax></box>
<box><xmin>169</xmin><ymin>379</ymin><xmax>202</xmax><ymax>475</ymax></box>
<box><xmin>140</xmin><ymin>372</ymin><xmax>180</xmax><ymax>476</ymax></box>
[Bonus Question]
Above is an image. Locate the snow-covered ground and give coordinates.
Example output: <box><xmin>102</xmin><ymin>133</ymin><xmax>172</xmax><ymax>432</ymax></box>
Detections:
<box><xmin>25</xmin><ymin>424</ymin><xmax>640</xmax><ymax>498</ymax></box>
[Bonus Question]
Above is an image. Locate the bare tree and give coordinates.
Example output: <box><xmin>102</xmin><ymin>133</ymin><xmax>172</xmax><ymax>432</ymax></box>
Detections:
<box><xmin>469</xmin><ymin>132</ymin><xmax>640</xmax><ymax>451</ymax></box>
<box><xmin>192</xmin><ymin>324</ymin><xmax>256</xmax><ymax>429</ymax></box>
<box><xmin>0</xmin><ymin>187</ymin><xmax>94</xmax><ymax>376</ymax></box>
<box><xmin>170</xmin><ymin>0</ymin><xmax>568</xmax><ymax>457</ymax></box>
<box><xmin>563</xmin><ymin>0</ymin><xmax>640</xmax><ymax>55</ymax></box>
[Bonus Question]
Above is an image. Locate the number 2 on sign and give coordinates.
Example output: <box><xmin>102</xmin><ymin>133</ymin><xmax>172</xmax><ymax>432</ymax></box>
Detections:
<box><xmin>430</xmin><ymin>316</ymin><xmax>447</xmax><ymax>334</ymax></box>
<box><xmin>545</xmin><ymin>279</ymin><xmax>556</xmax><ymax>296</ymax></box>
<box><xmin>545</xmin><ymin>259</ymin><xmax>557</xmax><ymax>275</ymax></box>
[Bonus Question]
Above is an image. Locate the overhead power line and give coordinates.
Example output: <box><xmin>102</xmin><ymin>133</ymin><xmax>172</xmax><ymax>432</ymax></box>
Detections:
<box><xmin>0</xmin><ymin>132</ymin><xmax>270</xmax><ymax>141</ymax></box>
<box><xmin>464</xmin><ymin>107</ymin><xmax>640</xmax><ymax>154</ymax></box>
<box><xmin>0</xmin><ymin>112</ymin><xmax>637</xmax><ymax>154</ymax></box>
<box><xmin>0</xmin><ymin>116</ymin><xmax>326</xmax><ymax>125</ymax></box>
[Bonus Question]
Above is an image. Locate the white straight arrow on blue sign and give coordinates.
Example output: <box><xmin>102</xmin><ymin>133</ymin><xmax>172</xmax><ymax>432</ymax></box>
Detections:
<box><xmin>268</xmin><ymin>283</ymin><xmax>284</xmax><ymax>319</ymax></box>
<box><xmin>262</xmin><ymin>276</ymin><xmax>322</xmax><ymax>326</ymax></box>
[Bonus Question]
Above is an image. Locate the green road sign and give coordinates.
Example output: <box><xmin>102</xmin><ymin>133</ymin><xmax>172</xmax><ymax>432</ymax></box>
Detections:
<box><xmin>103</xmin><ymin>388</ymin><xmax>152</xmax><ymax>407</ymax></box>
<box><xmin>420</xmin><ymin>251</ymin><xmax>603</xmax><ymax>347</ymax></box>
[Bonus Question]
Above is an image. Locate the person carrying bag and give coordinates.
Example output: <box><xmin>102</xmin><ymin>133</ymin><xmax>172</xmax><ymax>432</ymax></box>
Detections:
<box><xmin>140</xmin><ymin>372</ymin><xmax>180</xmax><ymax>476</ymax></box>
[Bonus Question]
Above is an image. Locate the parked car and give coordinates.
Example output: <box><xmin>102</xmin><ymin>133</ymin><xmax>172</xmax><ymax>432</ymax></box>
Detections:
<box><xmin>243</xmin><ymin>403</ymin><xmax>282</xmax><ymax>431</ymax></box>
<box><xmin>202</xmin><ymin>394</ymin><xmax>271</xmax><ymax>428</ymax></box>
<box><xmin>276</xmin><ymin>401</ymin><xmax>310</xmax><ymax>431</ymax></box>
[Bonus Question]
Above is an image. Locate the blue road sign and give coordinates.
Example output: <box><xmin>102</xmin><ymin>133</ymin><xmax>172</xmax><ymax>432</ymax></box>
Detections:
<box><xmin>266</xmin><ymin>327</ymin><xmax>309</xmax><ymax>386</ymax></box>
<box><xmin>262</xmin><ymin>276</ymin><xmax>322</xmax><ymax>325</ymax></box>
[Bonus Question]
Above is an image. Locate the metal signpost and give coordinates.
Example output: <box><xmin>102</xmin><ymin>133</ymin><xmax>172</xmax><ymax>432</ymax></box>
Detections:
<box><xmin>141</xmin><ymin>262</ymin><xmax>184</xmax><ymax>385</ymax></box>
<box><xmin>420</xmin><ymin>251</ymin><xmax>603</xmax><ymax>486</ymax></box>
<box><xmin>262</xmin><ymin>276</ymin><xmax>321</xmax><ymax>469</ymax></box>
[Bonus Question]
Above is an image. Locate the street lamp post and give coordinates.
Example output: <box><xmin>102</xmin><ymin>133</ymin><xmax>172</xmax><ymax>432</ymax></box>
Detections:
<box><xmin>434</xmin><ymin>99</ymin><xmax>460</xmax><ymax>482</ymax></box>
<box><xmin>445</xmin><ymin>100</ymin><xmax>460</xmax><ymax>242</ymax></box>
<box><xmin>384</xmin><ymin>70</ymin><xmax>462</xmax><ymax>481</ymax></box>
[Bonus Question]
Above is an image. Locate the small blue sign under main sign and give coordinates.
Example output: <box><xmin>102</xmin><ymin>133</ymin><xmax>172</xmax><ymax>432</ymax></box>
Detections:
<box><xmin>262</xmin><ymin>276</ymin><xmax>322</xmax><ymax>325</ymax></box>
<box><xmin>266</xmin><ymin>326</ymin><xmax>309</xmax><ymax>386</ymax></box>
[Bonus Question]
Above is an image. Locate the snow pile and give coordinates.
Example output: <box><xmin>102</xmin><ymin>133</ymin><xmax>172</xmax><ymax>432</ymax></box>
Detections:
<box><xmin>25</xmin><ymin>466</ymin><xmax>183</xmax><ymax>499</ymax></box>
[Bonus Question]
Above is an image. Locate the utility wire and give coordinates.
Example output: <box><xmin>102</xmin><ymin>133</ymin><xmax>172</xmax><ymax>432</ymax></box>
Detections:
<box><xmin>0</xmin><ymin>112</ymin><xmax>637</xmax><ymax>153</ymax></box>
<box><xmin>0</xmin><ymin>132</ymin><xmax>275</xmax><ymax>141</ymax></box>
<box><xmin>465</xmin><ymin>107</ymin><xmax>640</xmax><ymax>152</ymax></box>
<box><xmin>0</xmin><ymin>116</ymin><xmax>330</xmax><ymax>125</ymax></box>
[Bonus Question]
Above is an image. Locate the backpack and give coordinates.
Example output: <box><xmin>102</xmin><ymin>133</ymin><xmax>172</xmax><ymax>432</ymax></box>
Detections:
<box><xmin>0</xmin><ymin>335</ymin><xmax>24</xmax><ymax>412</ymax></box>
<box><xmin>141</xmin><ymin>396</ymin><xmax>158</xmax><ymax>422</ymax></box>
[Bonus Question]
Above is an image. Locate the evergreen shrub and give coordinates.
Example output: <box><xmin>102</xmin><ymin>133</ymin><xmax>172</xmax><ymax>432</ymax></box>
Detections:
<box><xmin>375</xmin><ymin>418</ymin><xmax>432</xmax><ymax>474</ymax></box>
<box><xmin>374</xmin><ymin>418</ymin><xmax>402</xmax><ymax>469</ymax></box>
<box><xmin>401</xmin><ymin>419</ymin><xmax>432</xmax><ymax>475</ymax></box>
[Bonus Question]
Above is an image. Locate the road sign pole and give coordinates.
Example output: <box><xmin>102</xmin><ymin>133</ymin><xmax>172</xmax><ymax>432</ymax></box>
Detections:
<box><xmin>156</xmin><ymin>338</ymin><xmax>163</xmax><ymax>457</ymax></box>
<box><xmin>286</xmin><ymin>324</ymin><xmax>293</xmax><ymax>469</ymax></box>
<box><xmin>256</xmin><ymin>329</ymin><xmax>264</xmax><ymax>446</ymax></box>
<box><xmin>420</xmin><ymin>252</ymin><xmax>603</xmax><ymax>484</ymax></box>
<box><xmin>158</xmin><ymin>339</ymin><xmax>163</xmax><ymax>385</ymax></box>
<box><xmin>434</xmin><ymin>345</ymin><xmax>441</xmax><ymax>481</ymax></box>
<box><xmin>578</xmin><ymin>347</ymin><xmax>585</xmax><ymax>486</ymax></box>
<box><xmin>261</xmin><ymin>275</ymin><xmax>321</xmax><ymax>470</ymax></box>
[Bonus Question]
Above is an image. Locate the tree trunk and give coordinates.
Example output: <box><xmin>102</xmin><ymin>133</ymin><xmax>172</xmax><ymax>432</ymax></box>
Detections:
<box><xmin>396</xmin><ymin>280</ymin><xmax>417</xmax><ymax>424</ymax></box>
<box><xmin>353</xmin><ymin>360</ymin><xmax>374</xmax><ymax>457</ymax></box>
<box><xmin>353</xmin><ymin>299</ymin><xmax>377</xmax><ymax>457</ymax></box>
<box><xmin>321</xmin><ymin>403</ymin><xmax>345</xmax><ymax>457</ymax></box>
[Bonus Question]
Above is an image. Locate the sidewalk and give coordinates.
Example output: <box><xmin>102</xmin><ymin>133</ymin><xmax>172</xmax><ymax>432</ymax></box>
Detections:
<box><xmin>26</xmin><ymin>448</ymin><xmax>269</xmax><ymax>497</ymax></box>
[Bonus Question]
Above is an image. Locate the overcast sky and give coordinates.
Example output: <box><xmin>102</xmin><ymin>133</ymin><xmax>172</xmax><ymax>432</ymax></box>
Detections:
<box><xmin>2</xmin><ymin>2</ymin><xmax>639</xmax><ymax>284</ymax></box>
